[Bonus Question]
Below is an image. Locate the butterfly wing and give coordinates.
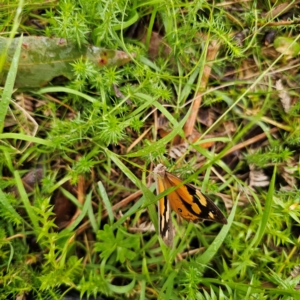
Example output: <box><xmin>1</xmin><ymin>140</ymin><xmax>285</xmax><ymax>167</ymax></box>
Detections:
<box><xmin>154</xmin><ymin>164</ymin><xmax>227</xmax><ymax>247</ymax></box>
<box><xmin>154</xmin><ymin>164</ymin><xmax>174</xmax><ymax>247</ymax></box>
<box><xmin>165</xmin><ymin>172</ymin><xmax>227</xmax><ymax>224</ymax></box>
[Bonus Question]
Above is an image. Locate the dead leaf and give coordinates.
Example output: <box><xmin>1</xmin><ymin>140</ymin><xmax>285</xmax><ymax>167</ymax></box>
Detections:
<box><xmin>291</xmin><ymin>265</ymin><xmax>300</xmax><ymax>278</ymax></box>
<box><xmin>11</xmin><ymin>168</ymin><xmax>43</xmax><ymax>197</ymax></box>
<box><xmin>280</xmin><ymin>159</ymin><xmax>297</xmax><ymax>187</ymax></box>
<box><xmin>53</xmin><ymin>182</ymin><xmax>77</xmax><ymax>229</ymax></box>
<box><xmin>248</xmin><ymin>165</ymin><xmax>270</xmax><ymax>188</ymax></box>
<box><xmin>276</xmin><ymin>79</ymin><xmax>291</xmax><ymax>113</ymax></box>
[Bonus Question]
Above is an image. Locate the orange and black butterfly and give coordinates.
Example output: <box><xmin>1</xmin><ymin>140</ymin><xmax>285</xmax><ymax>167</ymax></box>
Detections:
<box><xmin>154</xmin><ymin>164</ymin><xmax>227</xmax><ymax>247</ymax></box>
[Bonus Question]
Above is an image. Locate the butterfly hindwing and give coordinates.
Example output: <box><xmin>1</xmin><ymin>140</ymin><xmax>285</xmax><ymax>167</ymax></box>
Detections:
<box><xmin>155</xmin><ymin>165</ymin><xmax>173</xmax><ymax>247</ymax></box>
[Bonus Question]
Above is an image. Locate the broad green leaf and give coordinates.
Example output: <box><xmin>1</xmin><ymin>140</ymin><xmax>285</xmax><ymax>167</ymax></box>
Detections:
<box><xmin>95</xmin><ymin>224</ymin><xmax>140</xmax><ymax>263</ymax></box>
<box><xmin>274</xmin><ymin>37</ymin><xmax>300</xmax><ymax>58</ymax></box>
<box><xmin>0</xmin><ymin>36</ymin><xmax>133</xmax><ymax>87</ymax></box>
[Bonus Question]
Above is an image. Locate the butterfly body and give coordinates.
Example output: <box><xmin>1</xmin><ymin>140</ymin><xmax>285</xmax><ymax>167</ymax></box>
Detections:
<box><xmin>154</xmin><ymin>164</ymin><xmax>227</xmax><ymax>247</ymax></box>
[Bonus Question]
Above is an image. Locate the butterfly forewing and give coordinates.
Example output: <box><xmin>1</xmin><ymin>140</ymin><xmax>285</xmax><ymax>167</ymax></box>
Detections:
<box><xmin>166</xmin><ymin>172</ymin><xmax>227</xmax><ymax>224</ymax></box>
<box><xmin>163</xmin><ymin>173</ymin><xmax>199</xmax><ymax>222</ymax></box>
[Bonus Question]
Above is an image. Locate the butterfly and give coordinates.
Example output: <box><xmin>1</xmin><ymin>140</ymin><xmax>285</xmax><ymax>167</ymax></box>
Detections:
<box><xmin>153</xmin><ymin>163</ymin><xmax>227</xmax><ymax>247</ymax></box>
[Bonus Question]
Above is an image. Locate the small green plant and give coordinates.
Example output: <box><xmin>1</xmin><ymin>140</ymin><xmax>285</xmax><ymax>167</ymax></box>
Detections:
<box><xmin>1</xmin><ymin>0</ymin><xmax>300</xmax><ymax>299</ymax></box>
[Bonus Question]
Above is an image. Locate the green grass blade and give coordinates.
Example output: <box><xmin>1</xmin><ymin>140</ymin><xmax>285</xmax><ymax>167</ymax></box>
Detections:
<box><xmin>249</xmin><ymin>164</ymin><xmax>277</xmax><ymax>249</ymax></box>
<box><xmin>0</xmin><ymin>35</ymin><xmax>23</xmax><ymax>133</ymax></box>
<box><xmin>37</xmin><ymin>87</ymin><xmax>97</xmax><ymax>103</ymax></box>
<box><xmin>0</xmin><ymin>133</ymin><xmax>53</xmax><ymax>147</ymax></box>
<box><xmin>98</xmin><ymin>181</ymin><xmax>114</xmax><ymax>224</ymax></box>
<box><xmin>64</xmin><ymin>191</ymin><xmax>92</xmax><ymax>232</ymax></box>
<box><xmin>106</xmin><ymin>149</ymin><xmax>154</xmax><ymax>202</ymax></box>
<box><xmin>196</xmin><ymin>193</ymin><xmax>238</xmax><ymax>269</ymax></box>
<box><xmin>14</xmin><ymin>169</ymin><xmax>38</xmax><ymax>230</ymax></box>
